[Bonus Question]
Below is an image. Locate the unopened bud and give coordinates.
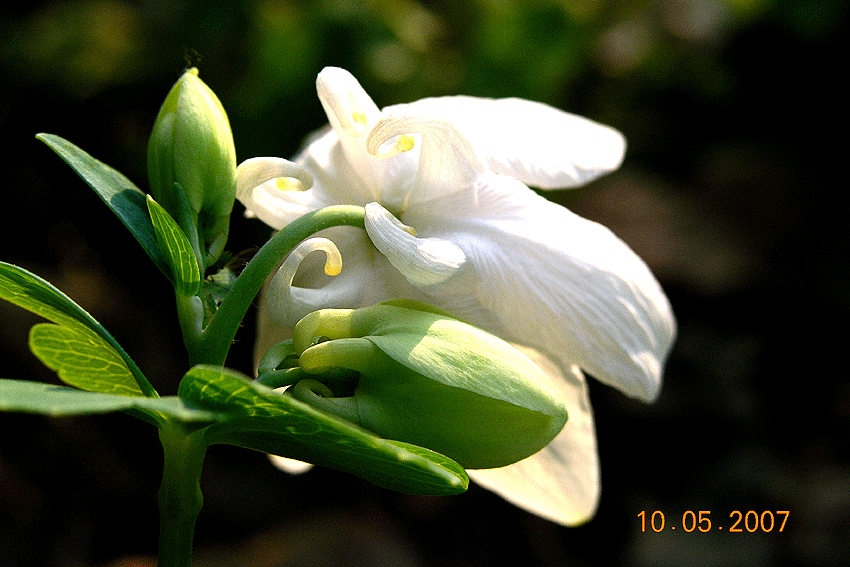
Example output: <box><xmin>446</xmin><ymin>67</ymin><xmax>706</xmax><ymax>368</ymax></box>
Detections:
<box><xmin>147</xmin><ymin>68</ymin><xmax>237</xmax><ymax>267</ymax></box>
<box><xmin>280</xmin><ymin>300</ymin><xmax>568</xmax><ymax>469</ymax></box>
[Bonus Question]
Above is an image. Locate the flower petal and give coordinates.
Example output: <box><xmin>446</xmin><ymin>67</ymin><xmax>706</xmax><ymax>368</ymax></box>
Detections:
<box><xmin>316</xmin><ymin>66</ymin><xmax>381</xmax><ymax>137</ymax></box>
<box><xmin>269</xmin><ymin>455</ymin><xmax>314</xmax><ymax>474</ymax></box>
<box><xmin>469</xmin><ymin>354</ymin><xmax>599</xmax><ymax>526</ymax></box>
<box><xmin>384</xmin><ymin>96</ymin><xmax>626</xmax><ymax>189</ymax></box>
<box><xmin>236</xmin><ymin>156</ymin><xmax>331</xmax><ymax>228</ymax></box>
<box><xmin>314</xmin><ymin>68</ymin><xmax>421</xmax><ymax>207</ymax></box>
<box><xmin>398</xmin><ymin>174</ymin><xmax>676</xmax><ymax>401</ymax></box>
<box><xmin>364</xmin><ymin>202</ymin><xmax>466</xmax><ymax>286</ymax></box>
<box><xmin>367</xmin><ymin>114</ymin><xmax>488</xmax><ymax>209</ymax></box>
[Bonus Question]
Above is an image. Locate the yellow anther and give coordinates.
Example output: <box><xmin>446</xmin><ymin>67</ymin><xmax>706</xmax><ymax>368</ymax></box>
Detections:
<box><xmin>275</xmin><ymin>177</ymin><xmax>303</xmax><ymax>191</ymax></box>
<box><xmin>395</xmin><ymin>134</ymin><xmax>416</xmax><ymax>152</ymax></box>
<box><xmin>352</xmin><ymin>111</ymin><xmax>367</xmax><ymax>126</ymax></box>
<box><xmin>324</xmin><ymin>256</ymin><xmax>343</xmax><ymax>277</ymax></box>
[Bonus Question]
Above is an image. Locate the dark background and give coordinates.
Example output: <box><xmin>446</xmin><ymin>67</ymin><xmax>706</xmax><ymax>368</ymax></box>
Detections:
<box><xmin>1</xmin><ymin>1</ymin><xmax>846</xmax><ymax>565</ymax></box>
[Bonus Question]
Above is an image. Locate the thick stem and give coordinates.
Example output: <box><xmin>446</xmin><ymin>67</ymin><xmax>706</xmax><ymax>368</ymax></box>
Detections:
<box><xmin>176</xmin><ymin>294</ymin><xmax>205</xmax><ymax>364</ymax></box>
<box><xmin>157</xmin><ymin>422</ymin><xmax>208</xmax><ymax>567</ymax></box>
<box><xmin>194</xmin><ymin>205</ymin><xmax>365</xmax><ymax>366</ymax></box>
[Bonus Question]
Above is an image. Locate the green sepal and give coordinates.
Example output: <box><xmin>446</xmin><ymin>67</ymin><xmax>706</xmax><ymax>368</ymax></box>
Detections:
<box><xmin>0</xmin><ymin>379</ymin><xmax>219</xmax><ymax>426</ymax></box>
<box><xmin>36</xmin><ymin>133</ymin><xmax>171</xmax><ymax>280</ymax></box>
<box><xmin>179</xmin><ymin>365</ymin><xmax>469</xmax><ymax>495</ymax></box>
<box><xmin>292</xmin><ymin>301</ymin><xmax>568</xmax><ymax>469</ymax></box>
<box><xmin>0</xmin><ymin>262</ymin><xmax>156</xmax><ymax>397</ymax></box>
<box><xmin>146</xmin><ymin>195</ymin><xmax>201</xmax><ymax>297</ymax></box>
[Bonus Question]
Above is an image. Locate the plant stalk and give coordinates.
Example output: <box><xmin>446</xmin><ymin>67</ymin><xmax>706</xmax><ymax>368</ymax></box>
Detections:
<box><xmin>194</xmin><ymin>205</ymin><xmax>365</xmax><ymax>366</ymax></box>
<box><xmin>157</xmin><ymin>422</ymin><xmax>207</xmax><ymax>567</ymax></box>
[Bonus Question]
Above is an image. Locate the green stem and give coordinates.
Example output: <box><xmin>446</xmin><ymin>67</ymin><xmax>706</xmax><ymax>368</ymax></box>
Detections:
<box><xmin>157</xmin><ymin>422</ymin><xmax>208</xmax><ymax>567</ymax></box>
<box><xmin>156</xmin><ymin>205</ymin><xmax>365</xmax><ymax>566</ymax></box>
<box><xmin>176</xmin><ymin>293</ymin><xmax>205</xmax><ymax>365</ymax></box>
<box><xmin>193</xmin><ymin>205</ymin><xmax>366</xmax><ymax>366</ymax></box>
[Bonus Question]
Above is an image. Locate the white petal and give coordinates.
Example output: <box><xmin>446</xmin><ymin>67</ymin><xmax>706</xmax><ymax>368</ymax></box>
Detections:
<box><xmin>367</xmin><ymin>114</ymin><xmax>488</xmax><ymax>209</ymax></box>
<box><xmin>254</xmin><ymin>226</ymin><xmax>432</xmax><ymax>363</ymax></box>
<box><xmin>316</xmin><ymin>67</ymin><xmax>381</xmax><ymax>136</ymax></box>
<box><xmin>266</xmin><ymin>237</ymin><xmax>344</xmax><ymax>327</ymax></box>
<box><xmin>364</xmin><ymin>202</ymin><xmax>466</xmax><ymax>286</ymax></box>
<box><xmin>469</xmin><ymin>355</ymin><xmax>599</xmax><ymax>526</ymax></box>
<box><xmin>402</xmin><ymin>174</ymin><xmax>675</xmax><ymax>401</ymax></box>
<box><xmin>235</xmin><ymin>156</ymin><xmax>329</xmax><ymax>229</ymax></box>
<box><xmin>268</xmin><ymin>455</ymin><xmax>314</xmax><ymax>475</ymax></box>
<box><xmin>313</xmin><ymin>68</ymin><xmax>420</xmax><ymax>207</ymax></box>
<box><xmin>385</xmin><ymin>96</ymin><xmax>626</xmax><ymax>189</ymax></box>
<box><xmin>237</xmin><ymin>156</ymin><xmax>313</xmax><ymax>199</ymax></box>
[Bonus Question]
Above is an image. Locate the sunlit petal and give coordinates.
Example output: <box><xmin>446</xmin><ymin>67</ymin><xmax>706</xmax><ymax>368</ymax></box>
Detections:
<box><xmin>235</xmin><ymin>156</ymin><xmax>336</xmax><ymax>229</ymax></box>
<box><xmin>364</xmin><ymin>202</ymin><xmax>466</xmax><ymax>286</ymax></box>
<box><xmin>469</xmin><ymin>355</ymin><xmax>599</xmax><ymax>526</ymax></box>
<box><xmin>386</xmin><ymin>96</ymin><xmax>625</xmax><ymax>189</ymax></box>
<box><xmin>313</xmin><ymin>69</ymin><xmax>420</xmax><ymax>206</ymax></box>
<box><xmin>316</xmin><ymin>66</ymin><xmax>381</xmax><ymax>137</ymax></box>
<box><xmin>367</xmin><ymin>114</ymin><xmax>487</xmax><ymax>208</ymax></box>
<box><xmin>269</xmin><ymin>455</ymin><xmax>314</xmax><ymax>474</ymax></box>
<box><xmin>266</xmin><ymin>237</ymin><xmax>343</xmax><ymax>327</ymax></box>
<box><xmin>402</xmin><ymin>174</ymin><xmax>675</xmax><ymax>401</ymax></box>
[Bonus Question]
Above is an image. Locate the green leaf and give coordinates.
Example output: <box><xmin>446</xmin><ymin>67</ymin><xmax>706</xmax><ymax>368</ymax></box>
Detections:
<box><xmin>179</xmin><ymin>366</ymin><xmax>469</xmax><ymax>496</ymax></box>
<box><xmin>0</xmin><ymin>262</ymin><xmax>156</xmax><ymax>397</ymax></box>
<box><xmin>0</xmin><ymin>379</ymin><xmax>219</xmax><ymax>423</ymax></box>
<box><xmin>146</xmin><ymin>195</ymin><xmax>201</xmax><ymax>297</ymax></box>
<box><xmin>29</xmin><ymin>323</ymin><xmax>142</xmax><ymax>396</ymax></box>
<box><xmin>36</xmin><ymin>133</ymin><xmax>170</xmax><ymax>279</ymax></box>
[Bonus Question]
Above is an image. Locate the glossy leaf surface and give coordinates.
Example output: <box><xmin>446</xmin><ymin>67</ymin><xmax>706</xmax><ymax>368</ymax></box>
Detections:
<box><xmin>0</xmin><ymin>379</ymin><xmax>218</xmax><ymax>422</ymax></box>
<box><xmin>0</xmin><ymin>262</ymin><xmax>155</xmax><ymax>397</ymax></box>
<box><xmin>146</xmin><ymin>195</ymin><xmax>201</xmax><ymax>297</ymax></box>
<box><xmin>28</xmin><ymin>323</ymin><xmax>142</xmax><ymax>396</ymax></box>
<box><xmin>36</xmin><ymin>133</ymin><xmax>170</xmax><ymax>278</ymax></box>
<box><xmin>180</xmin><ymin>365</ymin><xmax>469</xmax><ymax>495</ymax></box>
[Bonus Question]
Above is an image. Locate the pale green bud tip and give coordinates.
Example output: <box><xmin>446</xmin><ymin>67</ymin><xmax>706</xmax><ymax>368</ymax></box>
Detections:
<box><xmin>147</xmin><ymin>68</ymin><xmax>237</xmax><ymax>266</ymax></box>
<box><xmin>283</xmin><ymin>301</ymin><xmax>568</xmax><ymax>469</ymax></box>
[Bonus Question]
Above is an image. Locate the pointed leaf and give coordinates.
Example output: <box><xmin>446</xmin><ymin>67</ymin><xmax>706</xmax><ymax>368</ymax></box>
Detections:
<box><xmin>180</xmin><ymin>366</ymin><xmax>469</xmax><ymax>495</ymax></box>
<box><xmin>146</xmin><ymin>195</ymin><xmax>201</xmax><ymax>296</ymax></box>
<box><xmin>36</xmin><ymin>133</ymin><xmax>170</xmax><ymax>278</ymax></box>
<box><xmin>0</xmin><ymin>379</ymin><xmax>220</xmax><ymax>423</ymax></box>
<box><xmin>29</xmin><ymin>323</ymin><xmax>142</xmax><ymax>396</ymax></box>
<box><xmin>0</xmin><ymin>262</ymin><xmax>156</xmax><ymax>397</ymax></box>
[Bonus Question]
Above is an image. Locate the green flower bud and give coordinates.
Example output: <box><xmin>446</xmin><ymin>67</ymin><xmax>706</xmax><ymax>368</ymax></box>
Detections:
<box><xmin>147</xmin><ymin>68</ymin><xmax>237</xmax><ymax>267</ymax></box>
<box><xmin>282</xmin><ymin>301</ymin><xmax>568</xmax><ymax>469</ymax></box>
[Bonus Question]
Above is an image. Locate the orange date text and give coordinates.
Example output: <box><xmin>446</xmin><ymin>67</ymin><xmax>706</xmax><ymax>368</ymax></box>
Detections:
<box><xmin>637</xmin><ymin>510</ymin><xmax>789</xmax><ymax>533</ymax></box>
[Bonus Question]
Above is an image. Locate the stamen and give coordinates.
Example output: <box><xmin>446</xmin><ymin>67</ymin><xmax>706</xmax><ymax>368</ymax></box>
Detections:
<box><xmin>236</xmin><ymin>157</ymin><xmax>313</xmax><ymax>202</ymax></box>
<box><xmin>281</xmin><ymin>237</ymin><xmax>342</xmax><ymax>279</ymax></box>
<box><xmin>267</xmin><ymin>238</ymin><xmax>343</xmax><ymax>324</ymax></box>
<box><xmin>316</xmin><ymin>67</ymin><xmax>380</xmax><ymax>136</ymax></box>
<box><xmin>395</xmin><ymin>134</ymin><xmax>416</xmax><ymax>152</ymax></box>
<box><xmin>372</xmin><ymin>134</ymin><xmax>418</xmax><ymax>158</ymax></box>
<box><xmin>275</xmin><ymin>177</ymin><xmax>307</xmax><ymax>191</ymax></box>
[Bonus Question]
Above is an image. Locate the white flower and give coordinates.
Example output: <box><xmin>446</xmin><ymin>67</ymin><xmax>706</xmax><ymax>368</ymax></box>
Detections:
<box><xmin>236</xmin><ymin>67</ymin><xmax>676</xmax><ymax>526</ymax></box>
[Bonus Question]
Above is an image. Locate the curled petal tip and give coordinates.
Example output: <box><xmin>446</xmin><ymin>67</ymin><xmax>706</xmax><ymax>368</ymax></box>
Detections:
<box><xmin>317</xmin><ymin>67</ymin><xmax>381</xmax><ymax>137</ymax></box>
<box><xmin>236</xmin><ymin>157</ymin><xmax>313</xmax><ymax>201</ymax></box>
<box><xmin>266</xmin><ymin>237</ymin><xmax>343</xmax><ymax>326</ymax></box>
<box><xmin>364</xmin><ymin>203</ymin><xmax>466</xmax><ymax>287</ymax></box>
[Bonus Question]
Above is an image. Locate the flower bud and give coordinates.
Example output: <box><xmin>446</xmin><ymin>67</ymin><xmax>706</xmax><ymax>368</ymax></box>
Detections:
<box><xmin>284</xmin><ymin>301</ymin><xmax>568</xmax><ymax>469</ymax></box>
<box><xmin>147</xmin><ymin>68</ymin><xmax>237</xmax><ymax>267</ymax></box>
